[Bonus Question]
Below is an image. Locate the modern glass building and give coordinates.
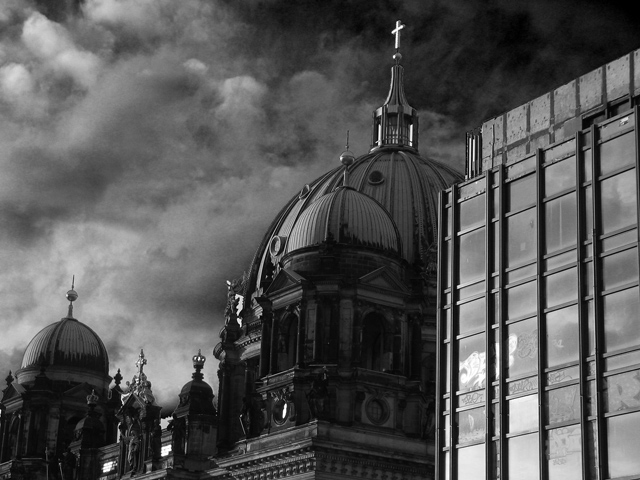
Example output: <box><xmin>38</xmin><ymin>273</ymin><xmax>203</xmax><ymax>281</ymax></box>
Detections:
<box><xmin>436</xmin><ymin>50</ymin><xmax>640</xmax><ymax>480</ymax></box>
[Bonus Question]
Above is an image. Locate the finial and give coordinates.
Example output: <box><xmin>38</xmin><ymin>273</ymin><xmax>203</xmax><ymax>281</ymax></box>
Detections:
<box><xmin>5</xmin><ymin>370</ymin><xmax>14</xmax><ymax>386</ymax></box>
<box><xmin>392</xmin><ymin>20</ymin><xmax>405</xmax><ymax>63</ymax></box>
<box><xmin>136</xmin><ymin>349</ymin><xmax>147</xmax><ymax>376</ymax></box>
<box><xmin>114</xmin><ymin>368</ymin><xmax>123</xmax><ymax>386</ymax></box>
<box><xmin>66</xmin><ymin>276</ymin><xmax>78</xmax><ymax>319</ymax></box>
<box><xmin>87</xmin><ymin>389</ymin><xmax>99</xmax><ymax>406</ymax></box>
<box><xmin>339</xmin><ymin>130</ymin><xmax>355</xmax><ymax>187</ymax></box>
<box><xmin>192</xmin><ymin>349</ymin><xmax>206</xmax><ymax>380</ymax></box>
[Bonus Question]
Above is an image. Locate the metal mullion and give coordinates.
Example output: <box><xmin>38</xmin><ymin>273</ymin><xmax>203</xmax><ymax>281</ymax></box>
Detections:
<box><xmin>449</xmin><ymin>183</ymin><xmax>459</xmax><ymax>480</ymax></box>
<box><xmin>483</xmin><ymin>169</ymin><xmax>491</xmax><ymax>480</ymax></box>
<box><xmin>497</xmin><ymin>164</ymin><xmax>506</xmax><ymax>480</ymax></box>
<box><xmin>435</xmin><ymin>188</ymin><xmax>446</xmax><ymax>480</ymax></box>
<box><xmin>535</xmin><ymin>147</ymin><xmax>545</xmax><ymax>479</ymax></box>
<box><xmin>591</xmin><ymin>122</ymin><xmax>605</xmax><ymax>479</ymax></box>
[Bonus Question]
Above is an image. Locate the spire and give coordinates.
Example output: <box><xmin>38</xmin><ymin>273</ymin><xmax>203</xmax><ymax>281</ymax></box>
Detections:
<box><xmin>371</xmin><ymin>20</ymin><xmax>419</xmax><ymax>152</ymax></box>
<box><xmin>339</xmin><ymin>130</ymin><xmax>355</xmax><ymax>187</ymax></box>
<box><xmin>66</xmin><ymin>276</ymin><xmax>78</xmax><ymax>319</ymax></box>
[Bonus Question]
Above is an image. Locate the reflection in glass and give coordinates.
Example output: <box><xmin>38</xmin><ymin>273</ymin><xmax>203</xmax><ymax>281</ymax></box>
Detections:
<box><xmin>508</xmin><ymin>433</ymin><xmax>540</xmax><ymax>480</ymax></box>
<box><xmin>458</xmin><ymin>443</ymin><xmax>485</xmax><ymax>480</ymax></box>
<box><xmin>583</xmin><ymin>149</ymin><xmax>592</xmax><ymax>182</ymax></box>
<box><xmin>507</xmin><ymin>208</ymin><xmax>537</xmax><ymax>267</ymax></box>
<box><xmin>599</xmin><ymin>131</ymin><xmax>635</xmax><ymax>176</ymax></box>
<box><xmin>545</xmin><ymin>193</ymin><xmax>577</xmax><ymax>253</ymax></box>
<box><xmin>458</xmin><ymin>297</ymin><xmax>486</xmax><ymax>335</ymax></box>
<box><xmin>545</xmin><ymin>157</ymin><xmax>576</xmax><ymax>197</ymax></box>
<box><xmin>458</xmin><ymin>227</ymin><xmax>485</xmax><ymax>285</ymax></box>
<box><xmin>607</xmin><ymin>410</ymin><xmax>640</xmax><ymax>478</ymax></box>
<box><xmin>587</xmin><ymin>300</ymin><xmax>595</xmax><ymax>356</ymax></box>
<box><xmin>546</xmin><ymin>305</ymin><xmax>579</xmax><ymax>367</ymax></box>
<box><xmin>545</xmin><ymin>267</ymin><xmax>577</xmax><ymax>308</ymax></box>
<box><xmin>459</xmin><ymin>194</ymin><xmax>485</xmax><ymax>231</ymax></box>
<box><xmin>603</xmin><ymin>287</ymin><xmax>640</xmax><ymax>352</ymax></box>
<box><xmin>547</xmin><ymin>425</ymin><xmax>582</xmax><ymax>480</ymax></box>
<box><xmin>583</xmin><ymin>185</ymin><xmax>593</xmax><ymax>239</ymax></box>
<box><xmin>586</xmin><ymin>421</ymin><xmax>598</xmax><ymax>480</ymax></box>
<box><xmin>602</xmin><ymin>248</ymin><xmax>638</xmax><ymax>291</ymax></box>
<box><xmin>507</xmin><ymin>175</ymin><xmax>536</xmax><ymax>213</ymax></box>
<box><xmin>600</xmin><ymin>171</ymin><xmax>637</xmax><ymax>235</ymax></box>
<box><xmin>506</xmin><ymin>281</ymin><xmax>537</xmax><ymax>320</ymax></box>
<box><xmin>601</xmin><ymin>228</ymin><xmax>637</xmax><ymax>252</ymax></box>
<box><xmin>458</xmin><ymin>333</ymin><xmax>486</xmax><ymax>392</ymax></box>
<box><xmin>508</xmin><ymin>394</ymin><xmax>538</xmax><ymax>433</ymax></box>
<box><xmin>506</xmin><ymin>318</ymin><xmax>538</xmax><ymax>378</ymax></box>
<box><xmin>547</xmin><ymin>385</ymin><xmax>580</xmax><ymax>424</ymax></box>
<box><xmin>456</xmin><ymin>407</ymin><xmax>486</xmax><ymax>444</ymax></box>
<box><xmin>604</xmin><ymin>369</ymin><xmax>640</xmax><ymax>412</ymax></box>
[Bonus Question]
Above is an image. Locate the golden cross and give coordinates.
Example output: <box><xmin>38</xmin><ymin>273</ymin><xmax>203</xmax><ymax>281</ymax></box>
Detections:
<box><xmin>392</xmin><ymin>20</ymin><xmax>405</xmax><ymax>50</ymax></box>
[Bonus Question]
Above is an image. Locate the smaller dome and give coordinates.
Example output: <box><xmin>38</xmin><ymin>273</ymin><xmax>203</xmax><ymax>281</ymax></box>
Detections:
<box><xmin>285</xmin><ymin>186</ymin><xmax>401</xmax><ymax>256</ymax></box>
<box><xmin>21</xmin><ymin>318</ymin><xmax>109</xmax><ymax>375</ymax></box>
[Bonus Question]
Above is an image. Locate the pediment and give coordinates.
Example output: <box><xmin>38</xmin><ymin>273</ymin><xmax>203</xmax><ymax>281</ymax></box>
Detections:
<box><xmin>264</xmin><ymin>268</ymin><xmax>307</xmax><ymax>296</ymax></box>
<box><xmin>358</xmin><ymin>267</ymin><xmax>409</xmax><ymax>295</ymax></box>
<box><xmin>1</xmin><ymin>383</ymin><xmax>26</xmax><ymax>403</ymax></box>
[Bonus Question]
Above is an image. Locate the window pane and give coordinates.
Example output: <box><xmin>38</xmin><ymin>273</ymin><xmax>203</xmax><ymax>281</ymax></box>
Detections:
<box><xmin>607</xmin><ymin>410</ymin><xmax>640</xmax><ymax>478</ymax></box>
<box><xmin>547</xmin><ymin>385</ymin><xmax>580</xmax><ymax>424</ymax></box>
<box><xmin>586</xmin><ymin>421</ymin><xmax>598</xmax><ymax>480</ymax></box>
<box><xmin>508</xmin><ymin>433</ymin><xmax>540</xmax><ymax>480</ymax></box>
<box><xmin>459</xmin><ymin>194</ymin><xmax>485</xmax><ymax>231</ymax></box>
<box><xmin>458</xmin><ymin>333</ymin><xmax>486</xmax><ymax>392</ymax></box>
<box><xmin>545</xmin><ymin>267</ymin><xmax>577</xmax><ymax>308</ymax></box>
<box><xmin>583</xmin><ymin>185</ymin><xmax>593</xmax><ymax>240</ymax></box>
<box><xmin>545</xmin><ymin>157</ymin><xmax>576</xmax><ymax>197</ymax></box>
<box><xmin>507</xmin><ymin>175</ymin><xmax>536</xmax><ymax>213</ymax></box>
<box><xmin>600</xmin><ymin>171</ymin><xmax>637</xmax><ymax>235</ymax></box>
<box><xmin>583</xmin><ymin>148</ymin><xmax>592</xmax><ymax>182</ymax></box>
<box><xmin>507</xmin><ymin>317</ymin><xmax>539</xmax><ymax>378</ymax></box>
<box><xmin>508</xmin><ymin>394</ymin><xmax>538</xmax><ymax>433</ymax></box>
<box><xmin>545</xmin><ymin>193</ymin><xmax>577</xmax><ymax>253</ymax></box>
<box><xmin>457</xmin><ymin>407</ymin><xmax>486</xmax><ymax>444</ymax></box>
<box><xmin>548</xmin><ymin>425</ymin><xmax>582</xmax><ymax>480</ymax></box>
<box><xmin>458</xmin><ymin>227</ymin><xmax>485</xmax><ymax>285</ymax></box>
<box><xmin>506</xmin><ymin>281</ymin><xmax>537</xmax><ymax>320</ymax></box>
<box><xmin>507</xmin><ymin>208</ymin><xmax>537</xmax><ymax>267</ymax></box>
<box><xmin>458</xmin><ymin>443</ymin><xmax>485</xmax><ymax>479</ymax></box>
<box><xmin>598</xmin><ymin>131</ymin><xmax>635</xmax><ymax>176</ymax></box>
<box><xmin>603</xmin><ymin>287</ymin><xmax>640</xmax><ymax>352</ymax></box>
<box><xmin>604</xmin><ymin>369</ymin><xmax>640</xmax><ymax>413</ymax></box>
<box><xmin>458</xmin><ymin>297</ymin><xmax>486</xmax><ymax>335</ymax></box>
<box><xmin>602</xmin><ymin>248</ymin><xmax>638</xmax><ymax>291</ymax></box>
<box><xmin>546</xmin><ymin>305</ymin><xmax>579</xmax><ymax>367</ymax></box>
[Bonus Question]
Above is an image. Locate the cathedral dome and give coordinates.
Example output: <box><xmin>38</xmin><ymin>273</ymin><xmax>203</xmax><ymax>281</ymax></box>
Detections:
<box><xmin>285</xmin><ymin>186</ymin><xmax>401</xmax><ymax>256</ymax></box>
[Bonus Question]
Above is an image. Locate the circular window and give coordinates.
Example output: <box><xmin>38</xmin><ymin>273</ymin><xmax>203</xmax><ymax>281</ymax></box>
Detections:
<box><xmin>299</xmin><ymin>184</ymin><xmax>311</xmax><ymax>199</ymax></box>
<box><xmin>269</xmin><ymin>235</ymin><xmax>286</xmax><ymax>256</ymax></box>
<box><xmin>365</xmin><ymin>398</ymin><xmax>388</xmax><ymax>425</ymax></box>
<box><xmin>273</xmin><ymin>399</ymin><xmax>289</xmax><ymax>425</ymax></box>
<box><xmin>368</xmin><ymin>170</ymin><xmax>385</xmax><ymax>185</ymax></box>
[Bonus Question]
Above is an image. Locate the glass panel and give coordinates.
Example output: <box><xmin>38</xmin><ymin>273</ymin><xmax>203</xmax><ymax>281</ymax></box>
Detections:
<box><xmin>544</xmin><ymin>250</ymin><xmax>576</xmax><ymax>271</ymax></box>
<box><xmin>492</xmin><ymin>221</ymin><xmax>500</xmax><ymax>273</ymax></box>
<box><xmin>445</xmin><ymin>343</ymin><xmax>451</xmax><ymax>393</ymax></box>
<box><xmin>600</xmin><ymin>170</ymin><xmax>637</xmax><ymax>235</ymax></box>
<box><xmin>582</xmin><ymin>148</ymin><xmax>592</xmax><ymax>182</ymax></box>
<box><xmin>605</xmin><ymin>349</ymin><xmax>640</xmax><ymax>371</ymax></box>
<box><xmin>458</xmin><ymin>227</ymin><xmax>486</xmax><ymax>285</ymax></box>
<box><xmin>603</xmin><ymin>287</ymin><xmax>640</xmax><ymax>353</ymax></box>
<box><xmin>547</xmin><ymin>365</ymin><xmax>580</xmax><ymax>385</ymax></box>
<box><xmin>604</xmin><ymin>369</ymin><xmax>640</xmax><ymax>412</ymax></box>
<box><xmin>491</xmin><ymin>403</ymin><xmax>500</xmax><ymax>436</ymax></box>
<box><xmin>506</xmin><ymin>155</ymin><xmax>536</xmax><ymax>180</ymax></box>
<box><xmin>442</xmin><ymin>451</ymin><xmax>450</xmax><ymax>480</ymax></box>
<box><xmin>491</xmin><ymin>441</ymin><xmax>500</xmax><ymax>479</ymax></box>
<box><xmin>458</xmin><ymin>389</ymin><xmax>485</xmax><ymax>408</ymax></box>
<box><xmin>444</xmin><ymin>206</ymin><xmax>451</xmax><ymax>237</ymax></box>
<box><xmin>458</xmin><ymin>443</ymin><xmax>485</xmax><ymax>479</ymax></box>
<box><xmin>506</xmin><ymin>281</ymin><xmax>537</xmax><ymax>320</ymax></box>
<box><xmin>601</xmin><ymin>228</ymin><xmax>637</xmax><ymax>252</ymax></box>
<box><xmin>508</xmin><ymin>433</ymin><xmax>540</xmax><ymax>480</ymax></box>
<box><xmin>598</xmin><ymin>131</ymin><xmax>635</xmax><ymax>176</ymax></box>
<box><xmin>545</xmin><ymin>267</ymin><xmax>577</xmax><ymax>308</ymax></box>
<box><xmin>586</xmin><ymin>380</ymin><xmax>596</xmax><ymax>417</ymax></box>
<box><xmin>586</xmin><ymin>421</ymin><xmax>598</xmax><ymax>480</ymax></box>
<box><xmin>506</xmin><ymin>318</ymin><xmax>539</xmax><ymax>378</ymax></box>
<box><xmin>547</xmin><ymin>424</ymin><xmax>582</xmax><ymax>480</ymax></box>
<box><xmin>602</xmin><ymin>247</ymin><xmax>638</xmax><ymax>291</ymax></box>
<box><xmin>507</xmin><ymin>174</ymin><xmax>536</xmax><ymax>213</ymax></box>
<box><xmin>584</xmin><ymin>261</ymin><xmax>594</xmax><ymax>297</ymax></box>
<box><xmin>457</xmin><ymin>333</ymin><xmax>486</xmax><ymax>392</ymax></box>
<box><xmin>508</xmin><ymin>394</ymin><xmax>538</xmax><ymax>433</ymax></box>
<box><xmin>492</xmin><ymin>293</ymin><xmax>500</xmax><ymax>326</ymax></box>
<box><xmin>445</xmin><ymin>308</ymin><xmax>451</xmax><ymax>339</ymax></box>
<box><xmin>583</xmin><ymin>185</ymin><xmax>593</xmax><ymax>240</ymax></box>
<box><xmin>458</xmin><ymin>280</ymin><xmax>485</xmax><ymax>301</ymax></box>
<box><xmin>458</xmin><ymin>297</ymin><xmax>486</xmax><ymax>335</ymax></box>
<box><xmin>546</xmin><ymin>305</ymin><xmax>579</xmax><ymax>368</ymax></box>
<box><xmin>545</xmin><ymin>157</ymin><xmax>576</xmax><ymax>197</ymax></box>
<box><xmin>545</xmin><ymin>193</ymin><xmax>577</xmax><ymax>253</ymax></box>
<box><xmin>459</xmin><ymin>194</ymin><xmax>485</xmax><ymax>231</ymax></box>
<box><xmin>460</xmin><ymin>178</ymin><xmax>486</xmax><ymax>198</ymax></box>
<box><xmin>507</xmin><ymin>208</ymin><xmax>537</xmax><ymax>267</ymax></box>
<box><xmin>545</xmin><ymin>139</ymin><xmax>575</xmax><ymax>163</ymax></box>
<box><xmin>507</xmin><ymin>376</ymin><xmax>538</xmax><ymax>396</ymax></box>
<box><xmin>442</xmin><ymin>240</ymin><xmax>450</xmax><ymax>288</ymax></box>
<box><xmin>492</xmin><ymin>187</ymin><xmax>500</xmax><ymax>219</ymax></box>
<box><xmin>547</xmin><ymin>385</ymin><xmax>580</xmax><ymax>424</ymax></box>
<box><xmin>587</xmin><ymin>300</ymin><xmax>595</xmax><ymax>356</ymax></box>
<box><xmin>444</xmin><ymin>417</ymin><xmax>450</xmax><ymax>447</ymax></box>
<box><xmin>456</xmin><ymin>407</ymin><xmax>486</xmax><ymax>444</ymax></box>
<box><xmin>607</xmin><ymin>410</ymin><xmax>640</xmax><ymax>478</ymax></box>
<box><xmin>506</xmin><ymin>263</ymin><xmax>536</xmax><ymax>284</ymax></box>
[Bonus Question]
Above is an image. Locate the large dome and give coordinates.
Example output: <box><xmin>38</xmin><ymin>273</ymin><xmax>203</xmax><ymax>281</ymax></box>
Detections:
<box><xmin>21</xmin><ymin>317</ymin><xmax>109</xmax><ymax>375</ymax></box>
<box><xmin>286</xmin><ymin>186</ymin><xmax>401</xmax><ymax>256</ymax></box>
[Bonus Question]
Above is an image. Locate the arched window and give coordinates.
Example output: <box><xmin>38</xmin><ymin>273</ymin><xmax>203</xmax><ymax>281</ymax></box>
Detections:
<box><xmin>277</xmin><ymin>314</ymin><xmax>298</xmax><ymax>372</ymax></box>
<box><xmin>362</xmin><ymin>313</ymin><xmax>386</xmax><ymax>371</ymax></box>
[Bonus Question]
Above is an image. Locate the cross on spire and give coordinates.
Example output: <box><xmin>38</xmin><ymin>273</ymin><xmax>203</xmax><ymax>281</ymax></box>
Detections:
<box><xmin>136</xmin><ymin>349</ymin><xmax>147</xmax><ymax>376</ymax></box>
<box><xmin>392</xmin><ymin>20</ymin><xmax>405</xmax><ymax>51</ymax></box>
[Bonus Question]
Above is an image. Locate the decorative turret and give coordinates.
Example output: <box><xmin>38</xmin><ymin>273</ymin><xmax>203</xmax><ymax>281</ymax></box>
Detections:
<box><xmin>371</xmin><ymin>20</ymin><xmax>419</xmax><ymax>151</ymax></box>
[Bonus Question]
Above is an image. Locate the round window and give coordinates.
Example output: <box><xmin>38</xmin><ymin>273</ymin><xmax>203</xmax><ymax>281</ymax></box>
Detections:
<box><xmin>299</xmin><ymin>184</ymin><xmax>311</xmax><ymax>199</ymax></box>
<box><xmin>365</xmin><ymin>398</ymin><xmax>388</xmax><ymax>425</ymax></box>
<box><xmin>273</xmin><ymin>399</ymin><xmax>289</xmax><ymax>425</ymax></box>
<box><xmin>368</xmin><ymin>170</ymin><xmax>385</xmax><ymax>185</ymax></box>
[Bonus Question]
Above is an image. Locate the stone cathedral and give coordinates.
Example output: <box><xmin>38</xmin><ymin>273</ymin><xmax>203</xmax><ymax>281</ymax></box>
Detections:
<box><xmin>0</xmin><ymin>22</ymin><xmax>461</xmax><ymax>480</ymax></box>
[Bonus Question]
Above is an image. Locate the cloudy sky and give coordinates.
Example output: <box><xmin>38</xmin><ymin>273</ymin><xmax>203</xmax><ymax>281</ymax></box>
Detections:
<box><xmin>1</xmin><ymin>0</ymin><xmax>639</xmax><ymax>413</ymax></box>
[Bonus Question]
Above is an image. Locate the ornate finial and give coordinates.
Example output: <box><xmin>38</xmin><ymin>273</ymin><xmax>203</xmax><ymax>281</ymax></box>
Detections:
<box><xmin>339</xmin><ymin>130</ymin><xmax>355</xmax><ymax>187</ymax></box>
<box><xmin>87</xmin><ymin>389</ymin><xmax>99</xmax><ymax>406</ymax></box>
<box><xmin>5</xmin><ymin>371</ymin><xmax>14</xmax><ymax>386</ymax></box>
<box><xmin>124</xmin><ymin>350</ymin><xmax>156</xmax><ymax>404</ymax></box>
<box><xmin>192</xmin><ymin>349</ymin><xmax>206</xmax><ymax>381</ymax></box>
<box><xmin>66</xmin><ymin>276</ymin><xmax>78</xmax><ymax>319</ymax></box>
<box><xmin>114</xmin><ymin>368</ymin><xmax>123</xmax><ymax>386</ymax></box>
<box><xmin>136</xmin><ymin>349</ymin><xmax>147</xmax><ymax>376</ymax></box>
<box><xmin>392</xmin><ymin>20</ymin><xmax>405</xmax><ymax>63</ymax></box>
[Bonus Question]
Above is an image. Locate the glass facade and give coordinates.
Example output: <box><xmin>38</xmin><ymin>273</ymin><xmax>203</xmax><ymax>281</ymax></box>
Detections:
<box><xmin>437</xmin><ymin>110</ymin><xmax>640</xmax><ymax>479</ymax></box>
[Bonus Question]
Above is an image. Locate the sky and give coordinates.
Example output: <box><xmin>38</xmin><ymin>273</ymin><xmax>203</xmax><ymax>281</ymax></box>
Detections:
<box><xmin>1</xmin><ymin>0</ymin><xmax>640</xmax><ymax>414</ymax></box>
